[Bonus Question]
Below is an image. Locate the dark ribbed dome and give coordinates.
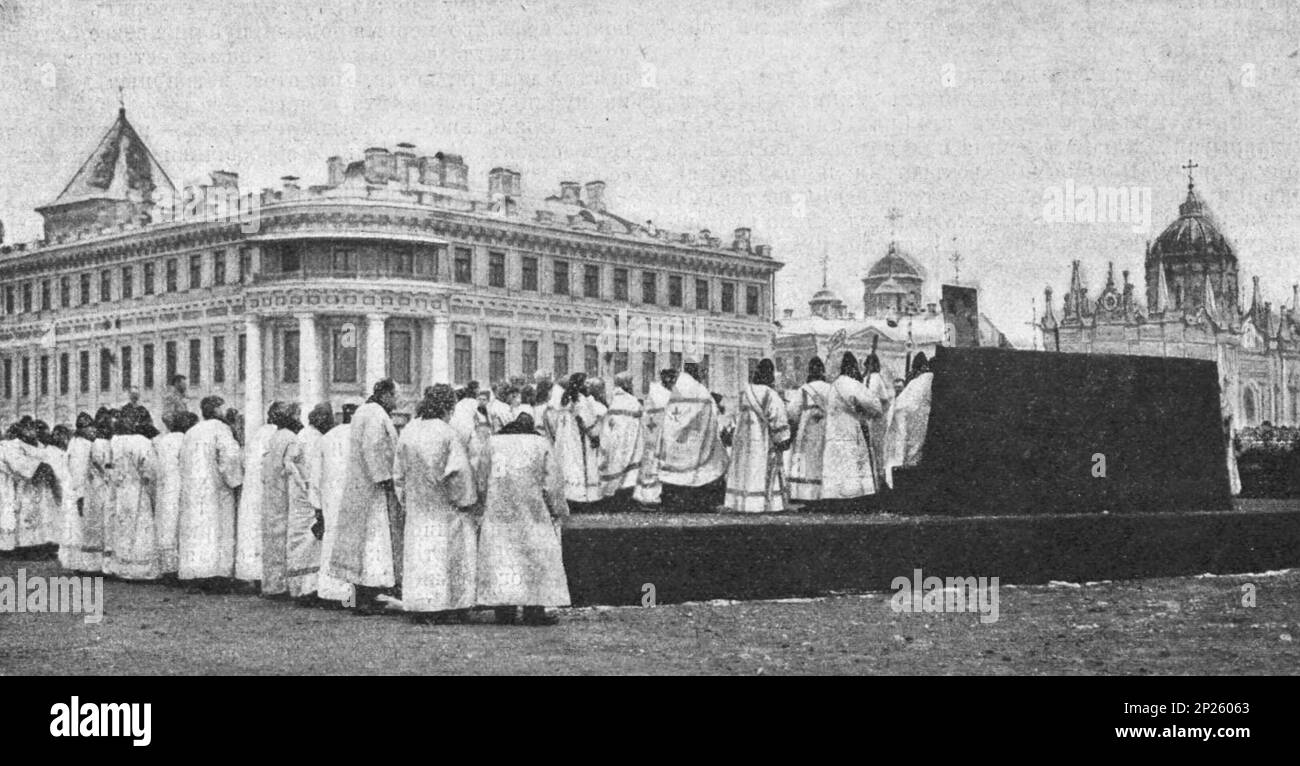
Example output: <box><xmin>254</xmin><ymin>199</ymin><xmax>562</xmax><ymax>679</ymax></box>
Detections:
<box><xmin>1151</xmin><ymin>186</ymin><xmax>1236</xmax><ymax>262</ymax></box>
<box><xmin>866</xmin><ymin>242</ymin><xmax>923</xmax><ymax>279</ymax></box>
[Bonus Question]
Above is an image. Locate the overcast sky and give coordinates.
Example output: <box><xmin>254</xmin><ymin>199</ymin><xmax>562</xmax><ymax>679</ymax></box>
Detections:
<box><xmin>2</xmin><ymin>0</ymin><xmax>1299</xmax><ymax>346</ymax></box>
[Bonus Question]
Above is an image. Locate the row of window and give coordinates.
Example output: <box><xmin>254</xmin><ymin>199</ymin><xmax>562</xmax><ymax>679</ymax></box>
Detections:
<box><xmin>1</xmin><ymin>250</ymin><xmax>251</xmax><ymax>316</ymax></box>
<box><xmin>456</xmin><ymin>247</ymin><xmax>764</xmax><ymax>315</ymax></box>
<box><xmin>278</xmin><ymin>328</ymin><xmax>415</xmax><ymax>386</ymax></box>
<box><xmin>1</xmin><ymin>336</ymin><xmax>247</xmax><ymax>399</ymax></box>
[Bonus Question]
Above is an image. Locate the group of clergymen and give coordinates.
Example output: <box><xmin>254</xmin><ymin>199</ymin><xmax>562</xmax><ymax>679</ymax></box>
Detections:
<box><xmin>0</xmin><ymin>350</ymin><xmax>934</xmax><ymax>625</ymax></box>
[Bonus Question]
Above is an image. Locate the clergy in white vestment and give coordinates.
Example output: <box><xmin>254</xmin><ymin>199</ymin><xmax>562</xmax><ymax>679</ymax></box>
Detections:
<box><xmin>724</xmin><ymin>359</ymin><xmax>793</xmax><ymax>513</ymax></box>
<box><xmin>9</xmin><ymin>420</ymin><xmax>49</xmax><ymax>551</ymax></box>
<box><xmin>293</xmin><ymin>403</ymin><xmax>334</xmax><ymax>601</ymax></box>
<box><xmin>88</xmin><ymin>411</ymin><xmax>117</xmax><ymax>570</ymax></box>
<box><xmin>108</xmin><ymin>408</ymin><xmax>161</xmax><ymax>580</ymax></box>
<box><xmin>476</xmin><ymin>412</ymin><xmax>570</xmax><ymax>626</ymax></box>
<box><xmin>786</xmin><ymin>357</ymin><xmax>831</xmax><ymax>504</ymax></box>
<box><xmin>34</xmin><ymin>422</ymin><xmax>69</xmax><ymax>547</ymax></box>
<box><xmin>316</xmin><ymin>403</ymin><xmax>357</xmax><ymax>606</ymax></box>
<box><xmin>863</xmin><ymin>354</ymin><xmax>895</xmax><ymax>487</ymax></box>
<box><xmin>632</xmin><ymin>369</ymin><xmax>676</xmax><ymax>507</ymax></box>
<box><xmin>544</xmin><ymin>373</ymin><xmax>607</xmax><ymax>509</ymax></box>
<box><xmin>659</xmin><ymin>363</ymin><xmax>729</xmax><ymax>513</ymax></box>
<box><xmin>883</xmin><ymin>353</ymin><xmax>935</xmax><ymax>489</ymax></box>
<box><xmin>261</xmin><ymin>402</ymin><xmax>321</xmax><ymax>599</ymax></box>
<box><xmin>487</xmin><ymin>382</ymin><xmax>516</xmax><ymax>433</ymax></box>
<box><xmin>59</xmin><ymin>413</ymin><xmax>101</xmax><ymax>573</ymax></box>
<box><xmin>152</xmin><ymin>411</ymin><xmax>194</xmax><ymax>579</ymax></box>
<box><xmin>329</xmin><ymin>379</ymin><xmax>401</xmax><ymax>614</ymax></box>
<box><xmin>598</xmin><ymin>372</ymin><xmax>644</xmax><ymax>509</ymax></box>
<box><xmin>177</xmin><ymin>397</ymin><xmax>244</xmax><ymax>587</ymax></box>
<box><xmin>395</xmin><ymin>385</ymin><xmax>479</xmax><ymax>622</ymax></box>
<box><xmin>531</xmin><ymin>371</ymin><xmax>554</xmax><ymax>435</ymax></box>
<box><xmin>820</xmin><ymin>352</ymin><xmax>885</xmax><ymax>505</ymax></box>
<box><xmin>0</xmin><ymin>431</ymin><xmax>28</xmax><ymax>552</ymax></box>
<box><xmin>235</xmin><ymin>419</ymin><xmax>278</xmax><ymax>585</ymax></box>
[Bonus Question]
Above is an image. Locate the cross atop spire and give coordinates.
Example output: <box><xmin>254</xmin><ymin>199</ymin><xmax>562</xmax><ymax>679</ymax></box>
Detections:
<box><xmin>886</xmin><ymin>207</ymin><xmax>902</xmax><ymax>240</ymax></box>
<box><xmin>820</xmin><ymin>243</ymin><xmax>829</xmax><ymax>289</ymax></box>
<box><xmin>949</xmin><ymin>250</ymin><xmax>962</xmax><ymax>283</ymax></box>
<box><xmin>1181</xmin><ymin>158</ymin><xmax>1198</xmax><ymax>190</ymax></box>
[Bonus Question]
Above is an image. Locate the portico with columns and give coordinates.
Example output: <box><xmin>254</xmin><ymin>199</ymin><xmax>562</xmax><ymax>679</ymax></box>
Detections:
<box><xmin>242</xmin><ymin>281</ymin><xmax>456</xmax><ymax>434</ymax></box>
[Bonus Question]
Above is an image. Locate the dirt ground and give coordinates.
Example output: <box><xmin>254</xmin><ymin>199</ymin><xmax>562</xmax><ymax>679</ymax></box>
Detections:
<box><xmin>1</xmin><ymin>555</ymin><xmax>1296</xmax><ymax>675</ymax></box>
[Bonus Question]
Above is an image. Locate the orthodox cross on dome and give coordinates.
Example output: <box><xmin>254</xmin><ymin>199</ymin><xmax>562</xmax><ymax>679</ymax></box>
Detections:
<box><xmin>820</xmin><ymin>243</ymin><xmax>829</xmax><ymax>289</ymax></box>
<box><xmin>886</xmin><ymin>207</ymin><xmax>903</xmax><ymax>240</ymax></box>
<box><xmin>1181</xmin><ymin>158</ymin><xmax>1198</xmax><ymax>190</ymax></box>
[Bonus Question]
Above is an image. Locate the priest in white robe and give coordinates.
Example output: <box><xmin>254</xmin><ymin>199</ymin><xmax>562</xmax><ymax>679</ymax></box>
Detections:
<box><xmin>477</xmin><ymin>412</ymin><xmax>570</xmax><ymax>625</ymax></box>
<box><xmin>821</xmin><ymin>352</ymin><xmax>885</xmax><ymax>506</ymax></box>
<box><xmin>545</xmin><ymin>373</ymin><xmax>607</xmax><ymax>510</ymax></box>
<box><xmin>152</xmin><ymin>411</ymin><xmax>194</xmax><ymax>581</ymax></box>
<box><xmin>864</xmin><ymin>353</ymin><xmax>895</xmax><ymax>487</ymax></box>
<box><xmin>177</xmin><ymin>397</ymin><xmax>244</xmax><ymax>588</ymax></box>
<box><xmin>235</xmin><ymin>417</ymin><xmax>277</xmax><ymax>588</ymax></box>
<box><xmin>262</xmin><ymin>402</ymin><xmax>321</xmax><ymax>599</ymax></box>
<box><xmin>632</xmin><ymin>369</ymin><xmax>676</xmax><ymax>508</ymax></box>
<box><xmin>786</xmin><ymin>357</ymin><xmax>831</xmax><ymax>504</ymax></box>
<box><xmin>59</xmin><ymin>413</ymin><xmax>100</xmax><ymax>573</ymax></box>
<box><xmin>108</xmin><ymin>409</ymin><xmax>161</xmax><ymax>580</ymax></box>
<box><xmin>659</xmin><ymin>363</ymin><xmax>729</xmax><ymax>513</ymax></box>
<box><xmin>395</xmin><ymin>385</ymin><xmax>478</xmax><ymax>623</ymax></box>
<box><xmin>883</xmin><ymin>354</ymin><xmax>935</xmax><ymax>489</ymax></box>
<box><xmin>724</xmin><ymin>359</ymin><xmax>792</xmax><ymax>513</ymax></box>
<box><xmin>329</xmin><ymin>379</ymin><xmax>401</xmax><ymax>614</ymax></box>
<box><xmin>598</xmin><ymin>372</ymin><xmax>644</xmax><ymax>509</ymax></box>
<box><xmin>316</xmin><ymin>403</ymin><xmax>357</xmax><ymax>606</ymax></box>
<box><xmin>88</xmin><ymin>412</ymin><xmax>116</xmax><ymax>570</ymax></box>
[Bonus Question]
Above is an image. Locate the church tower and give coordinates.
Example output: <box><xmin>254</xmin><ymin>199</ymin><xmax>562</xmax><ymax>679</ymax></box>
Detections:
<box><xmin>1144</xmin><ymin>162</ymin><xmax>1239</xmax><ymax>319</ymax></box>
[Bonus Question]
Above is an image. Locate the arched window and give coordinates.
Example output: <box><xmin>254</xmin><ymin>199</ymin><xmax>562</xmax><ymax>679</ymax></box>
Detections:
<box><xmin>1243</xmin><ymin>386</ymin><xmax>1258</xmax><ymax>426</ymax></box>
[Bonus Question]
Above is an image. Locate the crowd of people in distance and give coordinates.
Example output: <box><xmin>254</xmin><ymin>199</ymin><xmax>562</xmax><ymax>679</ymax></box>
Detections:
<box><xmin>0</xmin><ymin>352</ymin><xmax>935</xmax><ymax>625</ymax></box>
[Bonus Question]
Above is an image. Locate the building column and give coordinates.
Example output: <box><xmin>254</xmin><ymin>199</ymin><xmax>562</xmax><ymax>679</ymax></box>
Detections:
<box><xmin>365</xmin><ymin>313</ymin><xmax>387</xmax><ymax>388</ymax></box>
<box><xmin>296</xmin><ymin>312</ymin><xmax>322</xmax><ymax>414</ymax></box>
<box><xmin>243</xmin><ymin>313</ymin><xmax>264</xmax><ymax>437</ymax></box>
<box><xmin>430</xmin><ymin>313</ymin><xmax>451</xmax><ymax>384</ymax></box>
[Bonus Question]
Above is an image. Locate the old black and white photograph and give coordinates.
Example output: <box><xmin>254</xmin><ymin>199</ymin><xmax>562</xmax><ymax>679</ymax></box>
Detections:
<box><xmin>0</xmin><ymin>0</ymin><xmax>1294</xmax><ymax>725</ymax></box>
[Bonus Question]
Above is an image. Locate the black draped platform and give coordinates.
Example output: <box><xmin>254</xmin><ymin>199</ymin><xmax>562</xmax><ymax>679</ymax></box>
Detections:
<box><xmin>888</xmin><ymin>345</ymin><xmax>1233</xmax><ymax>515</ymax></box>
<box><xmin>561</xmin><ymin>502</ymin><xmax>1300</xmax><ymax>606</ymax></box>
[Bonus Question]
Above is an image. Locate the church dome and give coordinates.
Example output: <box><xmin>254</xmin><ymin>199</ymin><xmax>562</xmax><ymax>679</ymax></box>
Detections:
<box><xmin>866</xmin><ymin>242</ymin><xmax>924</xmax><ymax>280</ymax></box>
<box><xmin>1151</xmin><ymin>186</ymin><xmax>1236</xmax><ymax>263</ymax></box>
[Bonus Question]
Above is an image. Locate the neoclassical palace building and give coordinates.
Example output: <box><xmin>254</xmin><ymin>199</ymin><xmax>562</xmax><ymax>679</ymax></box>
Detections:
<box><xmin>0</xmin><ymin>108</ymin><xmax>782</xmax><ymax>428</ymax></box>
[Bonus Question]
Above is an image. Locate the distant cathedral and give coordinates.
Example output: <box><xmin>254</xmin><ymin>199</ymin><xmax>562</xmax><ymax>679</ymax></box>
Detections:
<box><xmin>1044</xmin><ymin>167</ymin><xmax>1297</xmax><ymax>429</ymax></box>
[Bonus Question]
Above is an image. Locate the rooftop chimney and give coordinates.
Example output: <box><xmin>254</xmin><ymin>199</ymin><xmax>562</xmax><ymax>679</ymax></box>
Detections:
<box><xmin>363</xmin><ymin>147</ymin><xmax>391</xmax><ymax>184</ymax></box>
<box><xmin>281</xmin><ymin>175</ymin><xmax>300</xmax><ymax>191</ymax></box>
<box><xmin>732</xmin><ymin>227</ymin><xmax>752</xmax><ymax>252</ymax></box>
<box><xmin>782</xmin><ymin>308</ymin><xmax>794</xmax><ymax>319</ymax></box>
<box><xmin>584</xmin><ymin>181</ymin><xmax>606</xmax><ymax>212</ymax></box>
<box><xmin>394</xmin><ymin>143</ymin><xmax>418</xmax><ymax>185</ymax></box>
<box><xmin>210</xmin><ymin>170</ymin><xmax>239</xmax><ymax>189</ymax></box>
<box><xmin>327</xmin><ymin>156</ymin><xmax>345</xmax><ymax>186</ymax></box>
<box><xmin>755</xmin><ymin>244</ymin><xmax>771</xmax><ymax>258</ymax></box>
<box><xmin>488</xmin><ymin>167</ymin><xmax>512</xmax><ymax>198</ymax></box>
<box><xmin>559</xmin><ymin>181</ymin><xmax>581</xmax><ymax>205</ymax></box>
<box><xmin>436</xmin><ymin>152</ymin><xmax>468</xmax><ymax>190</ymax></box>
